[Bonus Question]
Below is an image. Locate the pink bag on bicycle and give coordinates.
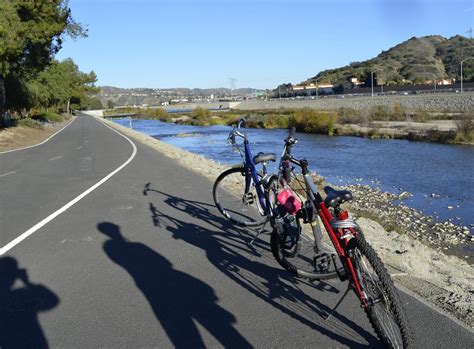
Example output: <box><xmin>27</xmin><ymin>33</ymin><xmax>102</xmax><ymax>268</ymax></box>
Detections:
<box><xmin>277</xmin><ymin>188</ymin><xmax>302</xmax><ymax>215</ymax></box>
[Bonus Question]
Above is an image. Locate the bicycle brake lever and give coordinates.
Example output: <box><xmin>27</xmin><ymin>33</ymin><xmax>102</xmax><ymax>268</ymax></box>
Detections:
<box><xmin>227</xmin><ymin>132</ymin><xmax>236</xmax><ymax>145</ymax></box>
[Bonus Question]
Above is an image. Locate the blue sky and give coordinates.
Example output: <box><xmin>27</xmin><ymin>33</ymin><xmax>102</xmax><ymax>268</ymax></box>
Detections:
<box><xmin>56</xmin><ymin>0</ymin><xmax>474</xmax><ymax>89</ymax></box>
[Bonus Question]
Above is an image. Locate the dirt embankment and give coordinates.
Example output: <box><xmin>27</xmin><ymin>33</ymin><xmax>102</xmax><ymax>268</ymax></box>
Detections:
<box><xmin>0</xmin><ymin>117</ymin><xmax>74</xmax><ymax>153</ymax></box>
<box><xmin>95</xmin><ymin>115</ymin><xmax>473</xmax><ymax>329</ymax></box>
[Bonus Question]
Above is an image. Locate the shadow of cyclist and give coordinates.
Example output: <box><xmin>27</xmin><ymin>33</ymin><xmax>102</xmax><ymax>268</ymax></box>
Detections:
<box><xmin>0</xmin><ymin>256</ymin><xmax>59</xmax><ymax>349</ymax></box>
<box><xmin>144</xmin><ymin>186</ymin><xmax>382</xmax><ymax>348</ymax></box>
<box><xmin>98</xmin><ymin>222</ymin><xmax>252</xmax><ymax>348</ymax></box>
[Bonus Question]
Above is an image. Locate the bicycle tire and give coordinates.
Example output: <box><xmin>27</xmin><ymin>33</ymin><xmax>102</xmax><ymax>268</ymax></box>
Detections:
<box><xmin>213</xmin><ymin>166</ymin><xmax>267</xmax><ymax>226</ymax></box>
<box><xmin>270</xmin><ymin>226</ymin><xmax>341</xmax><ymax>280</ymax></box>
<box><xmin>350</xmin><ymin>236</ymin><xmax>412</xmax><ymax>349</ymax></box>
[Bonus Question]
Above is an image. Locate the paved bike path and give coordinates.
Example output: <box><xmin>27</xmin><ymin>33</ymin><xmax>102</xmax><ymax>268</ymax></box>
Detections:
<box><xmin>0</xmin><ymin>115</ymin><xmax>131</xmax><ymax>247</ymax></box>
<box><xmin>1</xmin><ymin>114</ymin><xmax>472</xmax><ymax>348</ymax></box>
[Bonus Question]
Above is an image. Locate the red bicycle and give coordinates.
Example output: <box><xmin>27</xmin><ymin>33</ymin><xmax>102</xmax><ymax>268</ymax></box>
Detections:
<box><xmin>269</xmin><ymin>127</ymin><xmax>412</xmax><ymax>349</ymax></box>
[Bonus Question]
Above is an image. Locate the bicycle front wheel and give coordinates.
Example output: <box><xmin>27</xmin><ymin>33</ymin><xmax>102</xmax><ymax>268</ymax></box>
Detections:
<box><xmin>350</xmin><ymin>236</ymin><xmax>412</xmax><ymax>349</ymax></box>
<box><xmin>270</xmin><ymin>226</ymin><xmax>341</xmax><ymax>280</ymax></box>
<box><xmin>213</xmin><ymin>167</ymin><xmax>267</xmax><ymax>226</ymax></box>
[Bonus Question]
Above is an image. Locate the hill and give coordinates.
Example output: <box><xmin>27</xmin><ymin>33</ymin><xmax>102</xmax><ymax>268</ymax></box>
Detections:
<box><xmin>302</xmin><ymin>35</ymin><xmax>474</xmax><ymax>88</ymax></box>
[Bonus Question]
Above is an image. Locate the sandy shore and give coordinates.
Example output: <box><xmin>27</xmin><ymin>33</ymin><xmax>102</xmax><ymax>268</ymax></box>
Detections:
<box><xmin>95</xmin><ymin>115</ymin><xmax>473</xmax><ymax>328</ymax></box>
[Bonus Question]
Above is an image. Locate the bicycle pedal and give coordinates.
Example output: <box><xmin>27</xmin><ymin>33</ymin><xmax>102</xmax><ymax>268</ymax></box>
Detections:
<box><xmin>242</xmin><ymin>192</ymin><xmax>255</xmax><ymax>205</ymax></box>
<box><xmin>313</xmin><ymin>253</ymin><xmax>332</xmax><ymax>272</ymax></box>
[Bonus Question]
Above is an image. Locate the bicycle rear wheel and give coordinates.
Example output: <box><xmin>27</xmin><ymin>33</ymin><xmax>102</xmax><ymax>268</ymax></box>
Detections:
<box><xmin>350</xmin><ymin>236</ymin><xmax>412</xmax><ymax>349</ymax></box>
<box><xmin>213</xmin><ymin>167</ymin><xmax>267</xmax><ymax>226</ymax></box>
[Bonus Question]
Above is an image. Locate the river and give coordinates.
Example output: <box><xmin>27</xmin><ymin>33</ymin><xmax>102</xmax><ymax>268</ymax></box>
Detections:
<box><xmin>113</xmin><ymin>118</ymin><xmax>474</xmax><ymax>234</ymax></box>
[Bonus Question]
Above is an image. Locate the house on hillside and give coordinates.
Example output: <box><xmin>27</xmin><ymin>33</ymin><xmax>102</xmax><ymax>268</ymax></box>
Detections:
<box><xmin>292</xmin><ymin>82</ymin><xmax>334</xmax><ymax>95</ymax></box>
<box><xmin>350</xmin><ymin>77</ymin><xmax>364</xmax><ymax>87</ymax></box>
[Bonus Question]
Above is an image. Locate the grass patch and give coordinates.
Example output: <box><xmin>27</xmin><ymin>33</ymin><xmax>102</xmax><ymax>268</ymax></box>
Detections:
<box><xmin>17</xmin><ymin>118</ymin><xmax>44</xmax><ymax>129</ymax></box>
<box><xmin>104</xmin><ymin>107</ymin><xmax>172</xmax><ymax>121</ymax></box>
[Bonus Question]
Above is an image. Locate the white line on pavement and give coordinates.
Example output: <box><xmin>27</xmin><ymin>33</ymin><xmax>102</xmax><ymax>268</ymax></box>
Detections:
<box><xmin>48</xmin><ymin>155</ymin><xmax>63</xmax><ymax>161</ymax></box>
<box><xmin>0</xmin><ymin>170</ymin><xmax>18</xmax><ymax>178</ymax></box>
<box><xmin>0</xmin><ymin>118</ymin><xmax>138</xmax><ymax>255</ymax></box>
<box><xmin>0</xmin><ymin>117</ymin><xmax>77</xmax><ymax>155</ymax></box>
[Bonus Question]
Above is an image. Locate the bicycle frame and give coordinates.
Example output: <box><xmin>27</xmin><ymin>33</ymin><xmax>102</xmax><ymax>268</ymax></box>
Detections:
<box><xmin>313</xmin><ymin>195</ymin><xmax>368</xmax><ymax>306</ymax></box>
<box><xmin>286</xmin><ymin>156</ymin><xmax>368</xmax><ymax>305</ymax></box>
<box><xmin>242</xmin><ymin>139</ymin><xmax>269</xmax><ymax>215</ymax></box>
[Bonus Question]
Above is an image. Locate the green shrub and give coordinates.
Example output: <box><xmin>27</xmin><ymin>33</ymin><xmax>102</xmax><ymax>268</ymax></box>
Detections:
<box><xmin>143</xmin><ymin>108</ymin><xmax>171</xmax><ymax>120</ymax></box>
<box><xmin>391</xmin><ymin>103</ymin><xmax>407</xmax><ymax>121</ymax></box>
<box><xmin>289</xmin><ymin>108</ymin><xmax>337</xmax><ymax>135</ymax></box>
<box><xmin>17</xmin><ymin>118</ymin><xmax>44</xmax><ymax>129</ymax></box>
<box><xmin>456</xmin><ymin>112</ymin><xmax>474</xmax><ymax>135</ymax></box>
<box><xmin>191</xmin><ymin>107</ymin><xmax>211</xmax><ymax>120</ymax></box>
<box><xmin>337</xmin><ymin>107</ymin><xmax>359</xmax><ymax>124</ymax></box>
<box><xmin>34</xmin><ymin>111</ymin><xmax>63</xmax><ymax>123</ymax></box>
<box><xmin>410</xmin><ymin>110</ymin><xmax>429</xmax><ymax>122</ymax></box>
<box><xmin>453</xmin><ymin>131</ymin><xmax>474</xmax><ymax>144</ymax></box>
<box><xmin>245</xmin><ymin>117</ymin><xmax>265</xmax><ymax>128</ymax></box>
<box><xmin>263</xmin><ymin>115</ymin><xmax>290</xmax><ymax>129</ymax></box>
<box><xmin>31</xmin><ymin>114</ymin><xmax>48</xmax><ymax>122</ymax></box>
<box><xmin>370</xmin><ymin>105</ymin><xmax>391</xmax><ymax>120</ymax></box>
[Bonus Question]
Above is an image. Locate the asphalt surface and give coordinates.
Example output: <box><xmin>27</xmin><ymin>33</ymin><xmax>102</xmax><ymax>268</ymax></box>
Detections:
<box><xmin>0</xmin><ymin>114</ymin><xmax>472</xmax><ymax>348</ymax></box>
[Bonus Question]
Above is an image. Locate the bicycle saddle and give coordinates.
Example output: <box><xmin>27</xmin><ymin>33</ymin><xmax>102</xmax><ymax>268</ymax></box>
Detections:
<box><xmin>324</xmin><ymin>186</ymin><xmax>353</xmax><ymax>208</ymax></box>
<box><xmin>253</xmin><ymin>152</ymin><xmax>276</xmax><ymax>164</ymax></box>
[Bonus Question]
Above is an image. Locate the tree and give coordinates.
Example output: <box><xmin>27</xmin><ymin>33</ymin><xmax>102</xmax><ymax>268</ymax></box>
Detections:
<box><xmin>28</xmin><ymin>59</ymin><xmax>98</xmax><ymax>111</ymax></box>
<box><xmin>0</xmin><ymin>0</ymin><xmax>86</xmax><ymax>111</ymax></box>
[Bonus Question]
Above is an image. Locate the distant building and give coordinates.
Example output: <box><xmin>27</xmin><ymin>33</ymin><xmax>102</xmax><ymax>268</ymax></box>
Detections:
<box><xmin>350</xmin><ymin>77</ymin><xmax>364</xmax><ymax>87</ymax></box>
<box><xmin>292</xmin><ymin>82</ymin><xmax>334</xmax><ymax>94</ymax></box>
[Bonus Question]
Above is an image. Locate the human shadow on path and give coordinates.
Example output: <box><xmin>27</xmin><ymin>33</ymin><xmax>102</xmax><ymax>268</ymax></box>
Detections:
<box><xmin>0</xmin><ymin>256</ymin><xmax>59</xmax><ymax>349</ymax></box>
<box><xmin>144</xmin><ymin>185</ymin><xmax>382</xmax><ymax>348</ymax></box>
<box><xmin>98</xmin><ymin>222</ymin><xmax>252</xmax><ymax>349</ymax></box>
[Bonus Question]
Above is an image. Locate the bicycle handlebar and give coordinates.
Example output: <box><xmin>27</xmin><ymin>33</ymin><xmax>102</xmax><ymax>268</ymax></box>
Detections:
<box><xmin>238</xmin><ymin>117</ymin><xmax>246</xmax><ymax>128</ymax></box>
<box><xmin>289</xmin><ymin>126</ymin><xmax>296</xmax><ymax>139</ymax></box>
<box><xmin>284</xmin><ymin>126</ymin><xmax>297</xmax><ymax>153</ymax></box>
<box><xmin>281</xmin><ymin>127</ymin><xmax>310</xmax><ymax>175</ymax></box>
<box><xmin>228</xmin><ymin>117</ymin><xmax>248</xmax><ymax>144</ymax></box>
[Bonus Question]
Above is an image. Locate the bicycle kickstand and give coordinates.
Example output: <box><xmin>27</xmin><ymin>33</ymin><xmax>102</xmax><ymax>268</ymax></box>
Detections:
<box><xmin>249</xmin><ymin>219</ymin><xmax>269</xmax><ymax>245</ymax></box>
<box><xmin>324</xmin><ymin>283</ymin><xmax>352</xmax><ymax>321</ymax></box>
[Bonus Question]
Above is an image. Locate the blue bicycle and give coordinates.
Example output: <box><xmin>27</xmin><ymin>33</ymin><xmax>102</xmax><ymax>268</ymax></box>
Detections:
<box><xmin>213</xmin><ymin>118</ymin><xmax>277</xmax><ymax>226</ymax></box>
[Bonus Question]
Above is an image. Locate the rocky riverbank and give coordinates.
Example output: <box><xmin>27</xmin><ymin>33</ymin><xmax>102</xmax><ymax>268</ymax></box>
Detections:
<box><xmin>96</xmin><ymin>114</ymin><xmax>473</xmax><ymax>328</ymax></box>
<box><xmin>345</xmin><ymin>185</ymin><xmax>473</xmax><ymax>258</ymax></box>
<box><xmin>163</xmin><ymin>92</ymin><xmax>474</xmax><ymax>112</ymax></box>
<box><xmin>234</xmin><ymin>93</ymin><xmax>474</xmax><ymax>112</ymax></box>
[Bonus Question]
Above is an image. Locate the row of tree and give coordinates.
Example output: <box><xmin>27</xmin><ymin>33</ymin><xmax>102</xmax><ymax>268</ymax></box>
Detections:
<box><xmin>0</xmin><ymin>0</ymin><xmax>98</xmax><ymax>120</ymax></box>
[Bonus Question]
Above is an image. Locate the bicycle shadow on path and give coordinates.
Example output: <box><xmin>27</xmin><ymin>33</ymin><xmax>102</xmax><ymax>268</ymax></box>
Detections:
<box><xmin>97</xmin><ymin>222</ymin><xmax>252</xmax><ymax>349</ymax></box>
<box><xmin>0</xmin><ymin>256</ymin><xmax>59</xmax><ymax>348</ymax></box>
<box><xmin>144</xmin><ymin>183</ymin><xmax>382</xmax><ymax>348</ymax></box>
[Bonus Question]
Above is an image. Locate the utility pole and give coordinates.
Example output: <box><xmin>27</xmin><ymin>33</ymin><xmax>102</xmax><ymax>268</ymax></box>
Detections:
<box><xmin>315</xmin><ymin>77</ymin><xmax>321</xmax><ymax>98</ymax></box>
<box><xmin>466</xmin><ymin>27</ymin><xmax>473</xmax><ymax>39</ymax></box>
<box><xmin>229</xmin><ymin>77</ymin><xmax>236</xmax><ymax>100</ymax></box>
<box><xmin>371</xmin><ymin>70</ymin><xmax>381</xmax><ymax>97</ymax></box>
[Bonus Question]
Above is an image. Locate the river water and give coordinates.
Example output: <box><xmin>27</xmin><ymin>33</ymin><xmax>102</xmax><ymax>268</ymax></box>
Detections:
<box><xmin>113</xmin><ymin>118</ymin><xmax>474</xmax><ymax>234</ymax></box>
